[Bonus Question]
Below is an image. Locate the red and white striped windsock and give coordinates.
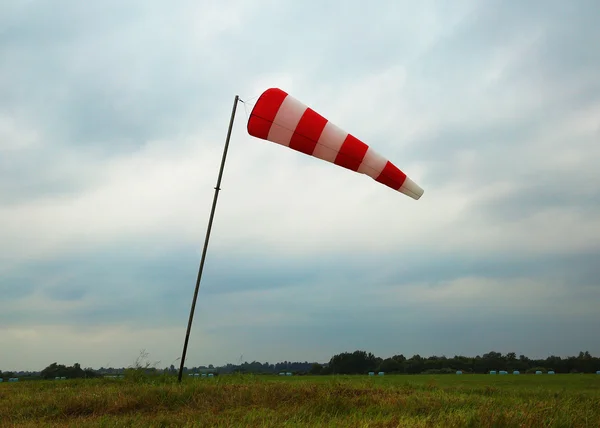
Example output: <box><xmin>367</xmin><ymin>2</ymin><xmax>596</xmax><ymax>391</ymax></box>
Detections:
<box><xmin>246</xmin><ymin>88</ymin><xmax>424</xmax><ymax>200</ymax></box>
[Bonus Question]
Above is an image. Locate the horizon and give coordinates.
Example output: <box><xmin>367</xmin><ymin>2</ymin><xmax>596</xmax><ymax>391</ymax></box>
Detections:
<box><xmin>3</xmin><ymin>349</ymin><xmax>599</xmax><ymax>374</ymax></box>
<box><xmin>2</xmin><ymin>0</ymin><xmax>599</xmax><ymax>372</ymax></box>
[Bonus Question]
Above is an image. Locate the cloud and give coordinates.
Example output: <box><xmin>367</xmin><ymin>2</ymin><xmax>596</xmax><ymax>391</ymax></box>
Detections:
<box><xmin>1</xmin><ymin>0</ymin><xmax>599</xmax><ymax>371</ymax></box>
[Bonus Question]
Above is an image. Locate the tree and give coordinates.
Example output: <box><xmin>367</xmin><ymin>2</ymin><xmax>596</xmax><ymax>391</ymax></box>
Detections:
<box><xmin>39</xmin><ymin>362</ymin><xmax>97</xmax><ymax>379</ymax></box>
<box><xmin>309</xmin><ymin>363</ymin><xmax>323</xmax><ymax>375</ymax></box>
<box><xmin>329</xmin><ymin>350</ymin><xmax>379</xmax><ymax>374</ymax></box>
<box><xmin>378</xmin><ymin>358</ymin><xmax>402</xmax><ymax>373</ymax></box>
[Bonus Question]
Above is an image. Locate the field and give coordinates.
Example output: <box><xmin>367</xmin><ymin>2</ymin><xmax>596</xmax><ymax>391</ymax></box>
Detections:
<box><xmin>1</xmin><ymin>374</ymin><xmax>599</xmax><ymax>427</ymax></box>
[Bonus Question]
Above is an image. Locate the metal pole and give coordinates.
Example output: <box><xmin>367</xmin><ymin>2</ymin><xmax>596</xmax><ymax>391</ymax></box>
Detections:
<box><xmin>177</xmin><ymin>94</ymin><xmax>240</xmax><ymax>382</ymax></box>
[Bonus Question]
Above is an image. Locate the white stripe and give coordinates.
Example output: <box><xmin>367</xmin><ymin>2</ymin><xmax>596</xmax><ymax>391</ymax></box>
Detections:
<box><xmin>398</xmin><ymin>176</ymin><xmax>424</xmax><ymax>200</ymax></box>
<box><xmin>267</xmin><ymin>95</ymin><xmax>308</xmax><ymax>147</ymax></box>
<box><xmin>357</xmin><ymin>147</ymin><xmax>388</xmax><ymax>179</ymax></box>
<box><xmin>312</xmin><ymin>121</ymin><xmax>348</xmax><ymax>163</ymax></box>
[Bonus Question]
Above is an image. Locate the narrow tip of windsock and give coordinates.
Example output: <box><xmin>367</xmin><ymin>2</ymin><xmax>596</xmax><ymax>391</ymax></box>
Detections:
<box><xmin>399</xmin><ymin>176</ymin><xmax>424</xmax><ymax>200</ymax></box>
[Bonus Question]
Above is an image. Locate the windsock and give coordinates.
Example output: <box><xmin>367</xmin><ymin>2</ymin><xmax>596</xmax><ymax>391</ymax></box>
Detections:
<box><xmin>246</xmin><ymin>88</ymin><xmax>423</xmax><ymax>200</ymax></box>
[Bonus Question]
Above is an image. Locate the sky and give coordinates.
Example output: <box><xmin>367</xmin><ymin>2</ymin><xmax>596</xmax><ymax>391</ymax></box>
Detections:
<box><xmin>1</xmin><ymin>0</ymin><xmax>599</xmax><ymax>372</ymax></box>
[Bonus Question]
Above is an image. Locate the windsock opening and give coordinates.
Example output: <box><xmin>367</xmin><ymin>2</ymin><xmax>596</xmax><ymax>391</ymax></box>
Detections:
<box><xmin>398</xmin><ymin>176</ymin><xmax>424</xmax><ymax>200</ymax></box>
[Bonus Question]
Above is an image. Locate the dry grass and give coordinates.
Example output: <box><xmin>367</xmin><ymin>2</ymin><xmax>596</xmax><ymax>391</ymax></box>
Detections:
<box><xmin>1</xmin><ymin>374</ymin><xmax>599</xmax><ymax>427</ymax></box>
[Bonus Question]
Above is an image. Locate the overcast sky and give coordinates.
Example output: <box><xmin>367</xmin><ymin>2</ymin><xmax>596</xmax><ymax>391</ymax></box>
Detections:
<box><xmin>2</xmin><ymin>0</ymin><xmax>599</xmax><ymax>372</ymax></box>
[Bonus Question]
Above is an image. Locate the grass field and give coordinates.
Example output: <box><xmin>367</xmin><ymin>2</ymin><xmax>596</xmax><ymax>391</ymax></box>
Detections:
<box><xmin>1</xmin><ymin>373</ymin><xmax>599</xmax><ymax>427</ymax></box>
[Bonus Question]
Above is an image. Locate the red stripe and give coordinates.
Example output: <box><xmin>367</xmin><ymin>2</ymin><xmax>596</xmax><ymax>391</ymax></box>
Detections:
<box><xmin>334</xmin><ymin>134</ymin><xmax>369</xmax><ymax>171</ymax></box>
<box><xmin>247</xmin><ymin>88</ymin><xmax>288</xmax><ymax>140</ymax></box>
<box><xmin>288</xmin><ymin>108</ymin><xmax>328</xmax><ymax>155</ymax></box>
<box><xmin>375</xmin><ymin>161</ymin><xmax>407</xmax><ymax>190</ymax></box>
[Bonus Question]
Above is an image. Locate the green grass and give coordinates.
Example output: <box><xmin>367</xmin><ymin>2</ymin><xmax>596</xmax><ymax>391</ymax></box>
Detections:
<box><xmin>1</xmin><ymin>374</ymin><xmax>599</xmax><ymax>427</ymax></box>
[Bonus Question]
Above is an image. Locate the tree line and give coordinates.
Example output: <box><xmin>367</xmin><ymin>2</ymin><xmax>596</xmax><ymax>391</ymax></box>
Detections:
<box><xmin>185</xmin><ymin>350</ymin><xmax>600</xmax><ymax>375</ymax></box>
<box><xmin>314</xmin><ymin>350</ymin><xmax>599</xmax><ymax>375</ymax></box>
<box><xmin>2</xmin><ymin>350</ymin><xmax>599</xmax><ymax>380</ymax></box>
